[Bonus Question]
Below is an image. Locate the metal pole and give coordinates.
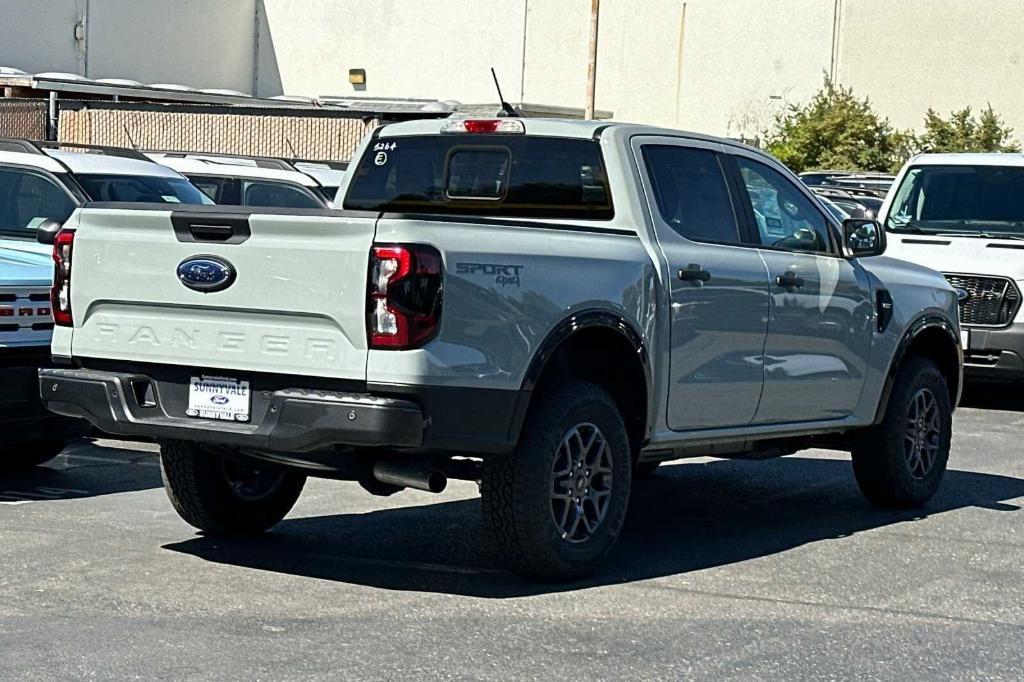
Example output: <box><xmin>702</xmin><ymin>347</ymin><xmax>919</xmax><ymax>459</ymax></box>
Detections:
<box><xmin>585</xmin><ymin>0</ymin><xmax>600</xmax><ymax>120</ymax></box>
<box><xmin>47</xmin><ymin>92</ymin><xmax>58</xmax><ymax>141</ymax></box>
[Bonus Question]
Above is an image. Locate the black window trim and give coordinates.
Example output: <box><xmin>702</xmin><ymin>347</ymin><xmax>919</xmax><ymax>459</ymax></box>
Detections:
<box><xmin>185</xmin><ymin>174</ymin><xmax>239</xmax><ymax>205</ymax></box>
<box><xmin>723</xmin><ymin>151</ymin><xmax>843</xmax><ymax>258</ymax></box>
<box><xmin>637</xmin><ymin>141</ymin><xmax>757</xmax><ymax>250</ymax></box>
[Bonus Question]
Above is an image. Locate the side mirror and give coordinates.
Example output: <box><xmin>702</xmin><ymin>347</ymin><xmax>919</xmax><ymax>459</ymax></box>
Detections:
<box><xmin>36</xmin><ymin>220</ymin><xmax>63</xmax><ymax>245</ymax></box>
<box><xmin>843</xmin><ymin>218</ymin><xmax>886</xmax><ymax>258</ymax></box>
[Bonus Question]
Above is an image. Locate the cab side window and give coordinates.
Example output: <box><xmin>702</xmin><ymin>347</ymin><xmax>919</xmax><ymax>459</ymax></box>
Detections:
<box><xmin>643</xmin><ymin>146</ymin><xmax>741</xmax><ymax>244</ymax></box>
<box><xmin>734</xmin><ymin>157</ymin><xmax>833</xmax><ymax>254</ymax></box>
<box><xmin>0</xmin><ymin>168</ymin><xmax>76</xmax><ymax>235</ymax></box>
<box><xmin>242</xmin><ymin>180</ymin><xmax>323</xmax><ymax>209</ymax></box>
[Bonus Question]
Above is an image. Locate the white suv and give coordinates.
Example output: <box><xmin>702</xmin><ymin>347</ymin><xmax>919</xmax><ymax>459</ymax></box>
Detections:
<box><xmin>147</xmin><ymin>152</ymin><xmax>331</xmax><ymax>208</ymax></box>
<box><xmin>882</xmin><ymin>153</ymin><xmax>1024</xmax><ymax>381</ymax></box>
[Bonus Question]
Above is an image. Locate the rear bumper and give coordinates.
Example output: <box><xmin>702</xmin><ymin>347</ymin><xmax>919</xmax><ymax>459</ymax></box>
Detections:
<box><xmin>39</xmin><ymin>367</ymin><xmax>426</xmax><ymax>453</ymax></box>
<box><xmin>963</xmin><ymin>323</ymin><xmax>1024</xmax><ymax>381</ymax></box>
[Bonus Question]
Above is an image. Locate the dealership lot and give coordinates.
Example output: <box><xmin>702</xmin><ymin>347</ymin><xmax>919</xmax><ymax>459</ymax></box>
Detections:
<box><xmin>1</xmin><ymin>388</ymin><xmax>1023</xmax><ymax>680</ymax></box>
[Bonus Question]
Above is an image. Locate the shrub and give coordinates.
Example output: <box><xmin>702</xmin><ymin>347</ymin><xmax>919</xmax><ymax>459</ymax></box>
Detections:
<box><xmin>914</xmin><ymin>105</ymin><xmax>1021</xmax><ymax>153</ymax></box>
<box><xmin>765</xmin><ymin>75</ymin><xmax>907</xmax><ymax>174</ymax></box>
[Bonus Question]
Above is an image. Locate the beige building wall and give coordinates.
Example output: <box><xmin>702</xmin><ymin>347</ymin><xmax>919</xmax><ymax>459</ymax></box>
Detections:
<box><xmin>837</xmin><ymin>0</ymin><xmax>1024</xmax><ymax>133</ymax></box>
<box><xmin>254</xmin><ymin>0</ymin><xmax>838</xmax><ymax>134</ymax></box>
<box><xmin>0</xmin><ymin>0</ymin><xmax>87</xmax><ymax>75</ymax></box>
<box><xmin>520</xmin><ymin>0</ymin><xmax>686</xmax><ymax>126</ymax></box>
<box><xmin>255</xmin><ymin>0</ymin><xmax>529</xmax><ymax>102</ymax></box>
<box><xmin>0</xmin><ymin>0</ymin><xmax>256</xmax><ymax>92</ymax></box>
<box><xmin>86</xmin><ymin>0</ymin><xmax>257</xmax><ymax>91</ymax></box>
<box><xmin>3</xmin><ymin>1</ymin><xmax>1023</xmax><ymax>141</ymax></box>
<box><xmin>673</xmin><ymin>0</ymin><xmax>835</xmax><ymax>137</ymax></box>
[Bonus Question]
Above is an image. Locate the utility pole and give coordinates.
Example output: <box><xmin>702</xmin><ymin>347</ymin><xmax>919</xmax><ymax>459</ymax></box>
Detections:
<box><xmin>584</xmin><ymin>0</ymin><xmax>600</xmax><ymax>119</ymax></box>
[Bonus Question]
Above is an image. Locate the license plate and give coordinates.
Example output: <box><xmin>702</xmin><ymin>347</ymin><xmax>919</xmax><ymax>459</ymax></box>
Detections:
<box><xmin>961</xmin><ymin>329</ymin><xmax>970</xmax><ymax>349</ymax></box>
<box><xmin>187</xmin><ymin>375</ymin><xmax>250</xmax><ymax>422</ymax></box>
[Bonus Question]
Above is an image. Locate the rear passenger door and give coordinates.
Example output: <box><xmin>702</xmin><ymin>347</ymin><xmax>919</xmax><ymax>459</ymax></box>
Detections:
<box><xmin>726</xmin><ymin>151</ymin><xmax>874</xmax><ymax>424</ymax></box>
<box><xmin>633</xmin><ymin>138</ymin><xmax>771</xmax><ymax>430</ymax></box>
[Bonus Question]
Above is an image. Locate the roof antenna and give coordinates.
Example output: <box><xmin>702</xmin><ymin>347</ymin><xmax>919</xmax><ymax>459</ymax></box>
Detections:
<box><xmin>491</xmin><ymin>68</ymin><xmax>520</xmax><ymax>118</ymax></box>
<box><xmin>123</xmin><ymin>124</ymin><xmax>138</xmax><ymax>150</ymax></box>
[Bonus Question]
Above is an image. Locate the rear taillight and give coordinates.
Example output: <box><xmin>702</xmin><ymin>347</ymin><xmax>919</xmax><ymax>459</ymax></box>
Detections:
<box><xmin>51</xmin><ymin>229</ymin><xmax>75</xmax><ymax>327</ymax></box>
<box><xmin>368</xmin><ymin>244</ymin><xmax>443</xmax><ymax>349</ymax></box>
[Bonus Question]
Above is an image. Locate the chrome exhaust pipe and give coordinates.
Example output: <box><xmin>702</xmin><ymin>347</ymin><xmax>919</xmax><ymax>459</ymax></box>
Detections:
<box><xmin>372</xmin><ymin>461</ymin><xmax>447</xmax><ymax>494</ymax></box>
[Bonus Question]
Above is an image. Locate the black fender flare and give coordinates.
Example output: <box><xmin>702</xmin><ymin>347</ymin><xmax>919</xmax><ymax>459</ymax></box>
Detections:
<box><xmin>516</xmin><ymin>310</ymin><xmax>654</xmax><ymax>447</ymax></box>
<box><xmin>873</xmin><ymin>314</ymin><xmax>963</xmax><ymax>424</ymax></box>
<box><xmin>521</xmin><ymin>310</ymin><xmax>651</xmax><ymax>392</ymax></box>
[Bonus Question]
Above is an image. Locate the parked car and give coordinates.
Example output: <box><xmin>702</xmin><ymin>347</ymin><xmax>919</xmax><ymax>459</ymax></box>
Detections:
<box><xmin>40</xmin><ymin>119</ymin><xmax>961</xmax><ymax>580</ymax></box>
<box><xmin>147</xmin><ymin>152</ymin><xmax>332</xmax><ymax>208</ymax></box>
<box><xmin>0</xmin><ymin>233</ymin><xmax>78</xmax><ymax>469</ymax></box>
<box><xmin>817</xmin><ymin>195</ymin><xmax>851</xmax><ymax>221</ymax></box>
<box><xmin>0</xmin><ymin>139</ymin><xmax>212</xmax><ymax>211</ymax></box>
<box><xmin>799</xmin><ymin>170</ymin><xmax>855</xmax><ymax>186</ymax></box>
<box><xmin>800</xmin><ymin>170</ymin><xmax>894</xmax><ymax>194</ymax></box>
<box><xmin>882</xmin><ymin>153</ymin><xmax>1024</xmax><ymax>382</ymax></box>
<box><xmin>811</xmin><ymin>186</ymin><xmax>883</xmax><ymax>218</ymax></box>
<box><xmin>830</xmin><ymin>175</ymin><xmax>894</xmax><ymax>195</ymax></box>
<box><xmin>0</xmin><ymin>139</ymin><xmax>211</xmax><ymax>468</ymax></box>
<box><xmin>292</xmin><ymin>160</ymin><xmax>347</xmax><ymax>203</ymax></box>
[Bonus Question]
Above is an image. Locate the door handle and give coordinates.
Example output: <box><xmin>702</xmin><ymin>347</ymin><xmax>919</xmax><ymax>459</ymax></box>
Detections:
<box><xmin>678</xmin><ymin>264</ymin><xmax>711</xmax><ymax>286</ymax></box>
<box><xmin>775</xmin><ymin>271</ymin><xmax>805</xmax><ymax>291</ymax></box>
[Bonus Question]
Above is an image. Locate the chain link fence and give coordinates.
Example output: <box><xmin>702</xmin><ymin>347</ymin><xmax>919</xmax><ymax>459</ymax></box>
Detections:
<box><xmin>58</xmin><ymin>104</ymin><xmax>377</xmax><ymax>161</ymax></box>
<box><xmin>0</xmin><ymin>99</ymin><xmax>47</xmax><ymax>139</ymax></box>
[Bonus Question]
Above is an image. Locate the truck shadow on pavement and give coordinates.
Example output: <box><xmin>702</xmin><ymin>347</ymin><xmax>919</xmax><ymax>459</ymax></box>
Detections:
<box><xmin>0</xmin><ymin>439</ymin><xmax>162</xmax><ymax>503</ymax></box>
<box><xmin>163</xmin><ymin>456</ymin><xmax>1024</xmax><ymax>598</ymax></box>
<box><xmin>960</xmin><ymin>382</ymin><xmax>1024</xmax><ymax>412</ymax></box>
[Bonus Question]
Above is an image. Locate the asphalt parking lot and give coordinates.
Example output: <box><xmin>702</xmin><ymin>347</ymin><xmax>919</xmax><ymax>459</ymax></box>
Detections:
<box><xmin>2</xmin><ymin>386</ymin><xmax>1023</xmax><ymax>680</ymax></box>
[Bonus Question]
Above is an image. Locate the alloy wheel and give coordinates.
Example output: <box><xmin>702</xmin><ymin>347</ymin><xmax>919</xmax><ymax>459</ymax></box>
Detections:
<box><xmin>550</xmin><ymin>423</ymin><xmax>614</xmax><ymax>543</ymax></box>
<box><xmin>904</xmin><ymin>388</ymin><xmax>942</xmax><ymax>480</ymax></box>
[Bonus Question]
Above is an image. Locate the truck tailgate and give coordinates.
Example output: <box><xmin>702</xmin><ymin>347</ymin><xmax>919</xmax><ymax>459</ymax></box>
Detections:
<box><xmin>69</xmin><ymin>207</ymin><xmax>375</xmax><ymax>381</ymax></box>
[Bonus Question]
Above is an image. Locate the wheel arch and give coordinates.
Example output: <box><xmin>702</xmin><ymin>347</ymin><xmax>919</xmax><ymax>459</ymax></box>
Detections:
<box><xmin>520</xmin><ymin>310</ymin><xmax>653</xmax><ymax>459</ymax></box>
<box><xmin>874</xmin><ymin>314</ymin><xmax>963</xmax><ymax>424</ymax></box>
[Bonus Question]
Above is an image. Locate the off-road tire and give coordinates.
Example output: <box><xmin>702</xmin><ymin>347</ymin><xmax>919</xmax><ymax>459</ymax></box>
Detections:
<box><xmin>0</xmin><ymin>438</ymin><xmax>66</xmax><ymax>471</ymax></box>
<box><xmin>159</xmin><ymin>439</ymin><xmax>306</xmax><ymax>535</ymax></box>
<box><xmin>481</xmin><ymin>381</ymin><xmax>631</xmax><ymax>581</ymax></box>
<box><xmin>851</xmin><ymin>357</ymin><xmax>952</xmax><ymax>508</ymax></box>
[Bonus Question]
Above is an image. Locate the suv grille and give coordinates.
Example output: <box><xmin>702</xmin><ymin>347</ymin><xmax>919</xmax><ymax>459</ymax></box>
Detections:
<box><xmin>944</xmin><ymin>274</ymin><xmax>1021</xmax><ymax>327</ymax></box>
<box><xmin>0</xmin><ymin>286</ymin><xmax>54</xmax><ymax>340</ymax></box>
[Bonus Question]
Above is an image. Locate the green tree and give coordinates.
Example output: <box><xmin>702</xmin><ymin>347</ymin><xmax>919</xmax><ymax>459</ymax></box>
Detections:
<box><xmin>914</xmin><ymin>105</ymin><xmax>1021</xmax><ymax>153</ymax></box>
<box><xmin>765</xmin><ymin>75</ymin><xmax>907</xmax><ymax>174</ymax></box>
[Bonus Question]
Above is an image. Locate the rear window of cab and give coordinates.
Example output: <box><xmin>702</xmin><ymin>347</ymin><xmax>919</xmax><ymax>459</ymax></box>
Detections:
<box><xmin>343</xmin><ymin>135</ymin><xmax>614</xmax><ymax>220</ymax></box>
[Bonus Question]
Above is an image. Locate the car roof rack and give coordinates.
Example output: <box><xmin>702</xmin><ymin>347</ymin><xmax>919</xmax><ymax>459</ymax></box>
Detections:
<box><xmin>146</xmin><ymin>149</ymin><xmax>299</xmax><ymax>172</ymax></box>
<box><xmin>0</xmin><ymin>137</ymin><xmax>48</xmax><ymax>155</ymax></box>
<box><xmin>815</xmin><ymin>184</ymin><xmax>886</xmax><ymax>200</ymax></box>
<box><xmin>288</xmin><ymin>158</ymin><xmax>349</xmax><ymax>171</ymax></box>
<box><xmin>29</xmin><ymin>140</ymin><xmax>155</xmax><ymax>163</ymax></box>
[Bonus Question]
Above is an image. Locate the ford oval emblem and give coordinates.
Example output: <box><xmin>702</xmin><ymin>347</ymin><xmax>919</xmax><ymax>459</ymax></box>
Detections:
<box><xmin>177</xmin><ymin>256</ymin><xmax>235</xmax><ymax>293</ymax></box>
<box><xmin>210</xmin><ymin>395</ymin><xmax>230</xmax><ymax>405</ymax></box>
<box><xmin>954</xmin><ymin>287</ymin><xmax>971</xmax><ymax>302</ymax></box>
